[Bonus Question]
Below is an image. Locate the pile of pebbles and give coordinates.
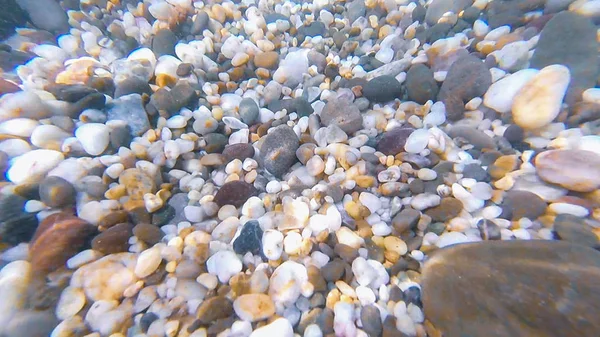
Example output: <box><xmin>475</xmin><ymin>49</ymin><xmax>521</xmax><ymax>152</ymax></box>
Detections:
<box><xmin>1</xmin><ymin>0</ymin><xmax>600</xmax><ymax>336</ymax></box>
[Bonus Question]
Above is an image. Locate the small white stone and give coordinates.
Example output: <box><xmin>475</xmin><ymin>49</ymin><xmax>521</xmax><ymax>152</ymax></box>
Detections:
<box><xmin>306</xmin><ymin>155</ymin><xmax>325</xmax><ymax>176</ymax></box>
<box><xmin>134</xmin><ymin>246</ymin><xmax>162</xmax><ymax>278</ymax></box>
<box><xmin>266</xmin><ymin>180</ymin><xmax>282</xmax><ymax>193</ymax></box>
<box><xmin>7</xmin><ymin>149</ymin><xmax>64</xmax><ymax>185</ymax></box>
<box><xmin>417</xmin><ymin>168</ymin><xmax>437</xmax><ymax>181</ymax></box>
<box><xmin>483</xmin><ymin>69</ymin><xmax>539</xmax><ymax>113</ymax></box>
<box><xmin>269</xmin><ymin>261</ymin><xmax>311</xmax><ymax>306</ymax></box>
<box><xmin>336</xmin><ymin>227</ymin><xmax>363</xmax><ymax>249</ymax></box>
<box><xmin>262</xmin><ymin>229</ymin><xmax>284</xmax><ymax>260</ymax></box>
<box><xmin>356</xmin><ymin>286</ymin><xmax>376</xmax><ymax>306</ymax></box>
<box><xmin>56</xmin><ymin>287</ymin><xmax>86</xmax><ymax>320</ymax></box>
<box><xmin>436</xmin><ymin>232</ymin><xmax>470</xmax><ymax>248</ymax></box>
<box><xmin>548</xmin><ymin>203</ymin><xmax>589</xmax><ymax>217</ymax></box>
<box><xmin>75</xmin><ymin>123</ymin><xmax>110</xmax><ymax>156</ymax></box>
<box><xmin>359</xmin><ymin>192</ymin><xmax>381</xmax><ymax>213</ymax></box>
<box><xmin>249</xmin><ymin>318</ymin><xmax>294</xmax><ymax>337</ymax></box>
<box><xmin>30</xmin><ymin>124</ymin><xmax>70</xmax><ymax>150</ymax></box>
<box><xmin>206</xmin><ymin>250</ymin><xmax>242</xmax><ymax>283</ymax></box>
<box><xmin>410</xmin><ymin>193</ymin><xmax>441</xmax><ymax>210</ymax></box>
<box><xmin>404</xmin><ymin>129</ymin><xmax>429</xmax><ymax>153</ymax></box>
<box><xmin>242</xmin><ymin>196</ymin><xmax>266</xmax><ymax>218</ymax></box>
<box><xmin>0</xmin><ymin>118</ymin><xmax>39</xmax><ymax>137</ymax></box>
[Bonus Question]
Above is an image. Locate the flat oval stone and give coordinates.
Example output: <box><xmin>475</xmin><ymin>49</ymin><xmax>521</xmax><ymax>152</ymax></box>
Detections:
<box><xmin>422</xmin><ymin>240</ymin><xmax>600</xmax><ymax>337</ymax></box>
<box><xmin>447</xmin><ymin>125</ymin><xmax>497</xmax><ymax>150</ymax></box>
<box><xmin>362</xmin><ymin>75</ymin><xmax>403</xmax><ymax>103</ymax></box>
<box><xmin>29</xmin><ymin>212</ymin><xmax>96</xmax><ymax>275</ymax></box>
<box><xmin>233</xmin><ymin>293</ymin><xmax>275</xmax><ymax>322</ymax></box>
<box><xmin>319</xmin><ymin>99</ymin><xmax>363</xmax><ymax>135</ymax></box>
<box><xmin>260</xmin><ymin>125</ymin><xmax>300</xmax><ymax>178</ymax></box>
<box><xmin>91</xmin><ymin>223</ymin><xmax>134</xmax><ymax>254</ymax></box>
<box><xmin>39</xmin><ymin>175</ymin><xmax>76</xmax><ymax>208</ymax></box>
<box><xmin>214</xmin><ymin>180</ymin><xmax>258</xmax><ymax>207</ymax></box>
<box><xmin>376</xmin><ymin>127</ymin><xmax>414</xmax><ymax>155</ymax></box>
<box><xmin>222</xmin><ymin>143</ymin><xmax>255</xmax><ymax>162</ymax></box>
<box><xmin>535</xmin><ymin>149</ymin><xmax>600</xmax><ymax>192</ymax></box>
<box><xmin>500</xmin><ymin>190</ymin><xmax>547</xmax><ymax>220</ymax></box>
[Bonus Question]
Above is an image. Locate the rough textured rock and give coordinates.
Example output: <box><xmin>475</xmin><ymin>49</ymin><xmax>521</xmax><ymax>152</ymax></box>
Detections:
<box><xmin>319</xmin><ymin>99</ymin><xmax>363</xmax><ymax>135</ymax></box>
<box><xmin>530</xmin><ymin>12</ymin><xmax>598</xmax><ymax>105</ymax></box>
<box><xmin>422</xmin><ymin>240</ymin><xmax>600</xmax><ymax>337</ymax></box>
<box><xmin>260</xmin><ymin>125</ymin><xmax>300</xmax><ymax>178</ymax></box>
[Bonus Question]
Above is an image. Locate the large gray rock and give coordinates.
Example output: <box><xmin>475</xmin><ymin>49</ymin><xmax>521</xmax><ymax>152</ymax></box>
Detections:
<box><xmin>320</xmin><ymin>99</ymin><xmax>363</xmax><ymax>135</ymax></box>
<box><xmin>16</xmin><ymin>0</ymin><xmax>68</xmax><ymax>32</ymax></box>
<box><xmin>106</xmin><ymin>94</ymin><xmax>151</xmax><ymax>137</ymax></box>
<box><xmin>422</xmin><ymin>240</ymin><xmax>600</xmax><ymax>337</ymax></box>
<box><xmin>530</xmin><ymin>12</ymin><xmax>599</xmax><ymax>105</ymax></box>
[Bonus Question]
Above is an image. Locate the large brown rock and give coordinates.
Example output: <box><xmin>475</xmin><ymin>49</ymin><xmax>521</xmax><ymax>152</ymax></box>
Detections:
<box><xmin>29</xmin><ymin>212</ymin><xmax>96</xmax><ymax>275</ymax></box>
<box><xmin>422</xmin><ymin>240</ymin><xmax>600</xmax><ymax>337</ymax></box>
<box><xmin>535</xmin><ymin>149</ymin><xmax>600</xmax><ymax>192</ymax></box>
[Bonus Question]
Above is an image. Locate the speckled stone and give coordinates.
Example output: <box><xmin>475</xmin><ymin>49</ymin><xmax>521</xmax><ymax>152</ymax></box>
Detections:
<box><xmin>260</xmin><ymin>125</ymin><xmax>300</xmax><ymax>178</ymax></box>
<box><xmin>377</xmin><ymin>127</ymin><xmax>414</xmax><ymax>155</ymax></box>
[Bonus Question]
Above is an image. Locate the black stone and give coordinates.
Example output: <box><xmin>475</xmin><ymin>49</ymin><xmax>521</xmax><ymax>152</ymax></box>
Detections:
<box><xmin>152</xmin><ymin>205</ymin><xmax>176</xmax><ymax>227</ymax></box>
<box><xmin>462</xmin><ymin>6</ymin><xmax>481</xmax><ymax>23</ymax></box>
<box><xmin>361</xmin><ymin>305</ymin><xmax>383</xmax><ymax>337</ymax></box>
<box><xmin>362</xmin><ymin>75</ymin><xmax>403</xmax><ymax>103</ymax></box>
<box><xmin>405</xmin><ymin>64</ymin><xmax>438</xmax><ymax>104</ymax></box>
<box><xmin>110</xmin><ymin>124</ymin><xmax>132</xmax><ymax>149</ymax></box>
<box><xmin>152</xmin><ymin>29</ymin><xmax>177</xmax><ymax>57</ymax></box>
<box><xmin>412</xmin><ymin>4</ymin><xmax>426</xmax><ymax>23</ymax></box>
<box><xmin>0</xmin><ymin>194</ymin><xmax>38</xmax><ymax>245</ymax></box>
<box><xmin>403</xmin><ymin>286</ymin><xmax>422</xmax><ymax>307</ymax></box>
<box><xmin>45</xmin><ymin>84</ymin><xmax>98</xmax><ymax>103</ymax></box>
<box><xmin>297</xmin><ymin>21</ymin><xmax>327</xmax><ymax>42</ymax></box>
<box><xmin>191</xmin><ymin>11</ymin><xmax>209</xmax><ymax>35</ymax></box>
<box><xmin>477</xmin><ymin>219</ymin><xmax>501</xmax><ymax>240</ymax></box>
<box><xmin>0</xmin><ymin>0</ymin><xmax>29</xmax><ymax>40</ymax></box>
<box><xmin>503</xmin><ymin>124</ymin><xmax>524</xmax><ymax>144</ymax></box>
<box><xmin>232</xmin><ymin>220</ymin><xmax>263</xmax><ymax>256</ymax></box>
<box><xmin>171</xmin><ymin>81</ymin><xmax>197</xmax><ymax>111</ymax></box>
<box><xmin>114</xmin><ymin>77</ymin><xmax>152</xmax><ymax>98</ymax></box>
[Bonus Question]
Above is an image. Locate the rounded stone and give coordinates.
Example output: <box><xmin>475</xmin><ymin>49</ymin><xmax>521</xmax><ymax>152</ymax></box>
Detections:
<box><xmin>91</xmin><ymin>223</ymin><xmax>134</xmax><ymax>255</ymax></box>
<box><xmin>39</xmin><ymin>176</ymin><xmax>76</xmax><ymax>208</ymax></box>
<box><xmin>214</xmin><ymin>180</ymin><xmax>258</xmax><ymax>207</ymax></box>
<box><xmin>239</xmin><ymin>98</ymin><xmax>259</xmax><ymax>125</ymax></box>
<box><xmin>406</xmin><ymin>64</ymin><xmax>439</xmax><ymax>104</ymax></box>
<box><xmin>535</xmin><ymin>149</ymin><xmax>600</xmax><ymax>192</ymax></box>
<box><xmin>260</xmin><ymin>125</ymin><xmax>300</xmax><ymax>178</ymax></box>
<box><xmin>362</xmin><ymin>75</ymin><xmax>403</xmax><ymax>103</ymax></box>
<box><xmin>377</xmin><ymin>127</ymin><xmax>414</xmax><ymax>155</ymax></box>
<box><xmin>501</xmin><ymin>190</ymin><xmax>547</xmax><ymax>220</ymax></box>
<box><xmin>233</xmin><ymin>293</ymin><xmax>275</xmax><ymax>322</ymax></box>
<box><xmin>319</xmin><ymin>99</ymin><xmax>363</xmax><ymax>135</ymax></box>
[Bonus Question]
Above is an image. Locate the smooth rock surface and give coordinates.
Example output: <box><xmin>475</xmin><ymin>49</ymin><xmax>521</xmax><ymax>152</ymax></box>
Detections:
<box><xmin>260</xmin><ymin>125</ymin><xmax>300</xmax><ymax>178</ymax></box>
<box><xmin>422</xmin><ymin>240</ymin><xmax>600</xmax><ymax>337</ymax></box>
<box><xmin>535</xmin><ymin>149</ymin><xmax>600</xmax><ymax>192</ymax></box>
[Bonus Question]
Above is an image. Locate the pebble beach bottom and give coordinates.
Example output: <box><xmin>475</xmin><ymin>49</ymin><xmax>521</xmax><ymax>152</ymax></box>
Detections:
<box><xmin>2</xmin><ymin>0</ymin><xmax>600</xmax><ymax>336</ymax></box>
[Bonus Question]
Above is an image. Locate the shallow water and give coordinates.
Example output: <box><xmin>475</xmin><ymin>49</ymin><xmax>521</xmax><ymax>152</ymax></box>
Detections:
<box><xmin>1</xmin><ymin>0</ymin><xmax>600</xmax><ymax>336</ymax></box>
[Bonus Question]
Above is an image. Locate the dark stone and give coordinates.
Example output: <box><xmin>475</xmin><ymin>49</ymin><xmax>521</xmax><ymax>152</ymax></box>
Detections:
<box><xmin>530</xmin><ymin>12</ymin><xmax>599</xmax><ymax>105</ymax></box>
<box><xmin>334</xmin><ymin>243</ymin><xmax>359</xmax><ymax>263</ymax></box>
<box><xmin>347</xmin><ymin>0</ymin><xmax>366</xmax><ymax>23</ymax></box>
<box><xmin>0</xmin><ymin>49</ymin><xmax>34</xmax><ymax>71</ymax></box>
<box><xmin>425</xmin><ymin>0</ymin><xmax>473</xmax><ymax>26</ymax></box>
<box><xmin>176</xmin><ymin>63</ymin><xmax>194</xmax><ymax>77</ymax></box>
<box><xmin>191</xmin><ymin>11</ymin><xmax>209</xmax><ymax>35</ymax></box>
<box><xmin>45</xmin><ymin>84</ymin><xmax>98</xmax><ymax>103</ymax></box>
<box><xmin>447</xmin><ymin>125</ymin><xmax>497</xmax><ymax>150</ymax></box>
<box><xmin>260</xmin><ymin>125</ymin><xmax>300</xmax><ymax>178</ymax></box>
<box><xmin>425</xmin><ymin>198</ymin><xmax>463</xmax><ymax>222</ymax></box>
<box><xmin>114</xmin><ymin>77</ymin><xmax>152</xmax><ymax>98</ymax></box>
<box><xmin>268</xmin><ymin>97</ymin><xmax>313</xmax><ymax>118</ymax></box>
<box><xmin>222</xmin><ymin>143</ymin><xmax>255</xmax><ymax>162</ymax></box>
<box><xmin>486</xmin><ymin>1</ymin><xmax>525</xmax><ymax>29</ymax></box>
<box><xmin>365</xmin><ymin>237</ymin><xmax>384</xmax><ymax>263</ymax></box>
<box><xmin>319</xmin><ymin>98</ymin><xmax>363</xmax><ymax>135</ymax></box>
<box><xmin>152</xmin><ymin>29</ymin><xmax>177</xmax><ymax>56</ymax></box>
<box><xmin>170</xmin><ymin>81</ymin><xmax>197</xmax><ymax>111</ymax></box>
<box><xmin>376</xmin><ymin>127</ymin><xmax>414</xmax><ymax>156</ymax></box>
<box><xmin>422</xmin><ymin>240</ymin><xmax>600</xmax><ymax>337</ymax></box>
<box><xmin>362</xmin><ymin>75</ymin><xmax>403</xmax><ymax>103</ymax></box>
<box><xmin>140</xmin><ymin>312</ymin><xmax>159</xmax><ymax>333</ymax></box>
<box><xmin>321</xmin><ymin>259</ymin><xmax>346</xmax><ymax>282</ymax></box>
<box><xmin>316</xmin><ymin>308</ymin><xmax>335</xmax><ymax>334</ymax></box>
<box><xmin>392</xmin><ymin>208</ymin><xmax>421</xmax><ymax>233</ymax></box>
<box><xmin>0</xmin><ymin>194</ymin><xmax>38</xmax><ymax>245</ymax></box>
<box><xmin>438</xmin><ymin>55</ymin><xmax>491</xmax><ymax>120</ymax></box>
<box><xmin>152</xmin><ymin>205</ymin><xmax>175</xmax><ymax>226</ymax></box>
<box><xmin>150</xmin><ymin>88</ymin><xmax>176</xmax><ymax>113</ymax></box>
<box><xmin>297</xmin><ymin>21</ymin><xmax>327</xmax><ymax>42</ymax></box>
<box><xmin>133</xmin><ymin>223</ymin><xmax>164</xmax><ymax>245</ymax></box>
<box><xmin>503</xmin><ymin>124</ymin><xmax>524</xmax><ymax>144</ymax></box>
<box><xmin>477</xmin><ymin>219</ymin><xmax>501</xmax><ymax>240</ymax></box>
<box><xmin>412</xmin><ymin>4</ymin><xmax>426</xmax><ymax>23</ymax></box>
<box><xmin>239</xmin><ymin>98</ymin><xmax>259</xmax><ymax>125</ymax></box>
<box><xmin>405</xmin><ymin>64</ymin><xmax>438</xmax><ymax>104</ymax></box>
<box><xmin>554</xmin><ymin>214</ymin><xmax>600</xmax><ymax>248</ymax></box>
<box><xmin>91</xmin><ymin>223</ymin><xmax>134</xmax><ymax>254</ymax></box>
<box><xmin>109</xmin><ymin>124</ymin><xmax>132</xmax><ymax>149</ymax></box>
<box><xmin>214</xmin><ymin>180</ymin><xmax>258</xmax><ymax>207</ymax></box>
<box><xmin>462</xmin><ymin>163</ymin><xmax>490</xmax><ymax>182</ymax></box>
<box><xmin>389</xmin><ymin>285</ymin><xmax>404</xmax><ymax>302</ymax></box>
<box><xmin>462</xmin><ymin>6</ymin><xmax>481</xmax><ymax>23</ymax></box>
<box><xmin>409</xmin><ymin>179</ymin><xmax>425</xmax><ymax>194</ymax></box>
<box><xmin>427</xmin><ymin>22</ymin><xmax>453</xmax><ymax>43</ymax></box>
<box><xmin>232</xmin><ymin>220</ymin><xmax>263</xmax><ymax>256</ymax></box>
<box><xmin>39</xmin><ymin>176</ymin><xmax>76</xmax><ymax>208</ymax></box>
<box><xmin>361</xmin><ymin>305</ymin><xmax>383</xmax><ymax>337</ymax></box>
<box><xmin>195</xmin><ymin>296</ymin><xmax>233</xmax><ymax>324</ymax></box>
<box><xmin>264</xmin><ymin>13</ymin><xmax>289</xmax><ymax>24</ymax></box>
<box><xmin>203</xmin><ymin>133</ymin><xmax>228</xmax><ymax>153</ymax></box>
<box><xmin>403</xmin><ymin>286</ymin><xmax>422</xmax><ymax>307</ymax></box>
<box><xmin>0</xmin><ymin>0</ymin><xmax>28</xmax><ymax>40</ymax></box>
<box><xmin>501</xmin><ymin>190</ymin><xmax>547</xmax><ymax>220</ymax></box>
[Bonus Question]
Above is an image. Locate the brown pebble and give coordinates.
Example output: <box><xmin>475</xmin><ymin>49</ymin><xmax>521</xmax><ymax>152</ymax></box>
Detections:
<box><xmin>133</xmin><ymin>223</ymin><xmax>164</xmax><ymax>245</ymax></box>
<box><xmin>91</xmin><ymin>223</ymin><xmax>134</xmax><ymax>254</ymax></box>
<box><xmin>38</xmin><ymin>176</ymin><xmax>76</xmax><ymax>208</ymax></box>
<box><xmin>29</xmin><ymin>212</ymin><xmax>96</xmax><ymax>275</ymax></box>
<box><xmin>254</xmin><ymin>51</ymin><xmax>279</xmax><ymax>69</ymax></box>
<box><xmin>488</xmin><ymin>154</ymin><xmax>520</xmax><ymax>180</ymax></box>
<box><xmin>308</xmin><ymin>265</ymin><xmax>327</xmax><ymax>292</ymax></box>
<box><xmin>196</xmin><ymin>296</ymin><xmax>233</xmax><ymax>324</ymax></box>
<box><xmin>222</xmin><ymin>143</ymin><xmax>255</xmax><ymax>162</ymax></box>
<box><xmin>97</xmin><ymin>210</ymin><xmax>129</xmax><ymax>231</ymax></box>
<box><xmin>176</xmin><ymin>63</ymin><xmax>194</xmax><ymax>77</ymax></box>
<box><xmin>425</xmin><ymin>197</ymin><xmax>463</xmax><ymax>222</ymax></box>
<box><xmin>213</xmin><ymin>180</ymin><xmax>257</xmax><ymax>207</ymax></box>
<box><xmin>119</xmin><ymin>168</ymin><xmax>157</xmax><ymax>200</ymax></box>
<box><xmin>199</xmin><ymin>153</ymin><xmax>225</xmax><ymax>166</ymax></box>
<box><xmin>334</xmin><ymin>243</ymin><xmax>358</xmax><ymax>263</ymax></box>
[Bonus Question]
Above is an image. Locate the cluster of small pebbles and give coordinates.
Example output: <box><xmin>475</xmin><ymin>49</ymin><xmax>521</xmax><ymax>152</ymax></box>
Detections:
<box><xmin>1</xmin><ymin>0</ymin><xmax>600</xmax><ymax>336</ymax></box>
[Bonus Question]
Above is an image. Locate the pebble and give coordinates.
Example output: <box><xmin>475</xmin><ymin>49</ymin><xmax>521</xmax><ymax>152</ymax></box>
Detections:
<box><xmin>206</xmin><ymin>250</ymin><xmax>242</xmax><ymax>283</ymax></box>
<box><xmin>233</xmin><ymin>220</ymin><xmax>263</xmax><ymax>256</ymax></box>
<box><xmin>91</xmin><ymin>223</ymin><xmax>134</xmax><ymax>254</ymax></box>
<box><xmin>530</xmin><ymin>12</ymin><xmax>598</xmax><ymax>105</ymax></box>
<box><xmin>260</xmin><ymin>125</ymin><xmax>300</xmax><ymax>177</ymax></box>
<box><xmin>483</xmin><ymin>69</ymin><xmax>539</xmax><ymax>113</ymax></box>
<box><xmin>239</xmin><ymin>98</ymin><xmax>260</xmax><ymax>125</ymax></box>
<box><xmin>214</xmin><ymin>180</ymin><xmax>257</xmax><ymax>207</ymax></box>
<box><xmin>39</xmin><ymin>176</ymin><xmax>76</xmax><ymax>208</ymax></box>
<box><xmin>319</xmin><ymin>99</ymin><xmax>363</xmax><ymax>135</ymax></box>
<box><xmin>196</xmin><ymin>296</ymin><xmax>233</xmax><ymax>324</ymax></box>
<box><xmin>406</xmin><ymin>64</ymin><xmax>439</xmax><ymax>104</ymax></box>
<box><xmin>535</xmin><ymin>149</ymin><xmax>600</xmax><ymax>192</ymax></box>
<box><xmin>269</xmin><ymin>261</ymin><xmax>310</xmax><ymax>306</ymax></box>
<box><xmin>249</xmin><ymin>318</ymin><xmax>294</xmax><ymax>337</ymax></box>
<box><xmin>405</xmin><ymin>129</ymin><xmax>430</xmax><ymax>153</ymax></box>
<box><xmin>133</xmin><ymin>224</ymin><xmax>164</xmax><ymax>245</ymax></box>
<box><xmin>512</xmin><ymin>65</ymin><xmax>570</xmax><ymax>129</ymax></box>
<box><xmin>362</xmin><ymin>75</ymin><xmax>403</xmax><ymax>103</ymax></box>
<box><xmin>254</xmin><ymin>51</ymin><xmax>280</xmax><ymax>69</ymax></box>
<box><xmin>6</xmin><ymin>149</ymin><xmax>64</xmax><ymax>185</ymax></box>
<box><xmin>377</xmin><ymin>127</ymin><xmax>414</xmax><ymax>155</ymax></box>
<box><xmin>233</xmin><ymin>294</ymin><xmax>275</xmax><ymax>322</ymax></box>
<box><xmin>107</xmin><ymin>94</ymin><xmax>151</xmax><ymax>137</ymax></box>
<box><xmin>75</xmin><ymin>123</ymin><xmax>110</xmax><ymax>156</ymax></box>
<box><xmin>501</xmin><ymin>190</ymin><xmax>547</xmax><ymax>220</ymax></box>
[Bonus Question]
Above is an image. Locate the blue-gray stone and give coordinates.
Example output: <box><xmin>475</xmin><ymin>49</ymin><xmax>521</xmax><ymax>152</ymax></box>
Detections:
<box><xmin>238</xmin><ymin>98</ymin><xmax>259</xmax><ymax>125</ymax></box>
<box><xmin>106</xmin><ymin>93</ymin><xmax>151</xmax><ymax>137</ymax></box>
